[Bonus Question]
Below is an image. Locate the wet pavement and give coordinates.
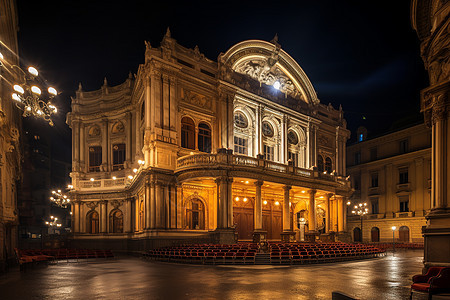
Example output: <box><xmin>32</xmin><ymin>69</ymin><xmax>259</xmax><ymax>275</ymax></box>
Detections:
<box><xmin>0</xmin><ymin>250</ymin><xmax>437</xmax><ymax>299</ymax></box>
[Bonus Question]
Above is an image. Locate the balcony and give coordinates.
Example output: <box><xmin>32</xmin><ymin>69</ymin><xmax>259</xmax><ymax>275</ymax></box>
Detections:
<box><xmin>176</xmin><ymin>152</ymin><xmax>351</xmax><ymax>189</ymax></box>
<box><xmin>396</xmin><ymin>183</ymin><xmax>410</xmax><ymax>191</ymax></box>
<box><xmin>77</xmin><ymin>177</ymin><xmax>127</xmax><ymax>191</ymax></box>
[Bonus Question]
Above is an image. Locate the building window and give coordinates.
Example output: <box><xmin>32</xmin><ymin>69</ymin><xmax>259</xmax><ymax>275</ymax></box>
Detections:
<box><xmin>371</xmin><ymin>227</ymin><xmax>380</xmax><ymax>242</ymax></box>
<box><xmin>288</xmin><ymin>152</ymin><xmax>298</xmax><ymax>166</ymax></box>
<box><xmin>109</xmin><ymin>209</ymin><xmax>123</xmax><ymax>233</ymax></box>
<box><xmin>371</xmin><ymin>198</ymin><xmax>379</xmax><ymax>214</ymax></box>
<box><xmin>198</xmin><ymin>123</ymin><xmax>211</xmax><ymax>153</ymax></box>
<box><xmin>399</xmin><ymin>139</ymin><xmax>409</xmax><ymax>154</ymax></box>
<box><xmin>234</xmin><ymin>112</ymin><xmax>248</xmax><ymax>128</ymax></box>
<box><xmin>370</xmin><ymin>147</ymin><xmax>377</xmax><ymax>161</ymax></box>
<box><xmin>263</xmin><ymin>145</ymin><xmax>274</xmax><ymax>161</ymax></box>
<box><xmin>354</xmin><ymin>151</ymin><xmax>361</xmax><ymax>164</ymax></box>
<box><xmin>287</xmin><ymin>131</ymin><xmax>298</xmax><ymax>145</ymax></box>
<box><xmin>399</xmin><ymin>195</ymin><xmax>409</xmax><ymax>212</ymax></box>
<box><xmin>89</xmin><ymin>146</ymin><xmax>102</xmax><ymax>172</ymax></box>
<box><xmin>186</xmin><ymin>199</ymin><xmax>205</xmax><ymax>230</ymax></box>
<box><xmin>86</xmin><ymin>210</ymin><xmax>99</xmax><ymax>234</ymax></box>
<box><xmin>317</xmin><ymin>155</ymin><xmax>324</xmax><ymax>172</ymax></box>
<box><xmin>234</xmin><ymin>137</ymin><xmax>248</xmax><ymax>155</ymax></box>
<box><xmin>181</xmin><ymin>117</ymin><xmax>195</xmax><ymax>149</ymax></box>
<box><xmin>371</xmin><ymin>173</ymin><xmax>378</xmax><ymax>187</ymax></box>
<box><xmin>353</xmin><ymin>227</ymin><xmax>362</xmax><ymax>242</ymax></box>
<box><xmin>112</xmin><ymin>144</ymin><xmax>126</xmax><ymax>171</ymax></box>
<box><xmin>399</xmin><ymin>168</ymin><xmax>408</xmax><ymax>184</ymax></box>
<box><xmin>262</xmin><ymin>122</ymin><xmax>274</xmax><ymax>137</ymax></box>
<box><xmin>399</xmin><ymin>226</ymin><xmax>410</xmax><ymax>242</ymax></box>
<box><xmin>325</xmin><ymin>157</ymin><xmax>332</xmax><ymax>173</ymax></box>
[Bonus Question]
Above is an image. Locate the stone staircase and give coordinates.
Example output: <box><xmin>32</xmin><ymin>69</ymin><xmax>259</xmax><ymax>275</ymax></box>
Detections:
<box><xmin>254</xmin><ymin>253</ymin><xmax>271</xmax><ymax>265</ymax></box>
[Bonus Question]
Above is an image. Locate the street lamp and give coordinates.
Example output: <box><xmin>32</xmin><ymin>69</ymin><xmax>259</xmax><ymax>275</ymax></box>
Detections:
<box><xmin>0</xmin><ymin>51</ymin><xmax>58</xmax><ymax>125</ymax></box>
<box><xmin>392</xmin><ymin>226</ymin><xmax>396</xmax><ymax>255</ymax></box>
<box><xmin>50</xmin><ymin>189</ymin><xmax>71</xmax><ymax>208</ymax></box>
<box><xmin>351</xmin><ymin>202</ymin><xmax>368</xmax><ymax>242</ymax></box>
<box><xmin>45</xmin><ymin>216</ymin><xmax>62</xmax><ymax>227</ymax></box>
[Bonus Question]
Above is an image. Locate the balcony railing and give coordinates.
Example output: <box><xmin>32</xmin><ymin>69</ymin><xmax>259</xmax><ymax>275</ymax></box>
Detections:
<box><xmin>176</xmin><ymin>153</ymin><xmax>350</xmax><ymax>186</ymax></box>
<box><xmin>78</xmin><ymin>177</ymin><xmax>127</xmax><ymax>190</ymax></box>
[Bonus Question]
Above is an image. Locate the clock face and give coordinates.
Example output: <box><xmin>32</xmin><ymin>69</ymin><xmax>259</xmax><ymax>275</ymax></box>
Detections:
<box><xmin>234</xmin><ymin>112</ymin><xmax>248</xmax><ymax>128</ymax></box>
<box><xmin>262</xmin><ymin>122</ymin><xmax>274</xmax><ymax>137</ymax></box>
<box><xmin>288</xmin><ymin>131</ymin><xmax>298</xmax><ymax>145</ymax></box>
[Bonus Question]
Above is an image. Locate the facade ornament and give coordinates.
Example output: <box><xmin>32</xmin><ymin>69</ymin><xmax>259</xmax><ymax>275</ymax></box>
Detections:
<box><xmin>181</xmin><ymin>88</ymin><xmax>212</xmax><ymax>109</ymax></box>
<box><xmin>86</xmin><ymin>201</ymin><xmax>99</xmax><ymax>210</ymax></box>
<box><xmin>110</xmin><ymin>199</ymin><xmax>124</xmax><ymax>209</ymax></box>
<box><xmin>431</xmin><ymin>105</ymin><xmax>446</xmax><ymax>125</ymax></box>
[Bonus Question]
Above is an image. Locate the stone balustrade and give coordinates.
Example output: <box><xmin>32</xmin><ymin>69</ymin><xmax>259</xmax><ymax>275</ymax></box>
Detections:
<box><xmin>77</xmin><ymin>177</ymin><xmax>127</xmax><ymax>191</ymax></box>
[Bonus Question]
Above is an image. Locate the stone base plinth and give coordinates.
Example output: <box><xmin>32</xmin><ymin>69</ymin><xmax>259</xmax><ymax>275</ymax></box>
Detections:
<box><xmin>336</xmin><ymin>232</ymin><xmax>352</xmax><ymax>243</ymax></box>
<box><xmin>305</xmin><ymin>231</ymin><xmax>319</xmax><ymax>242</ymax></box>
<box><xmin>280</xmin><ymin>231</ymin><xmax>296</xmax><ymax>242</ymax></box>
<box><xmin>252</xmin><ymin>230</ymin><xmax>268</xmax><ymax>243</ymax></box>
<box><xmin>320</xmin><ymin>232</ymin><xmax>336</xmax><ymax>242</ymax></box>
<box><xmin>423</xmin><ymin>209</ymin><xmax>450</xmax><ymax>271</ymax></box>
<box><xmin>211</xmin><ymin>228</ymin><xmax>237</xmax><ymax>244</ymax></box>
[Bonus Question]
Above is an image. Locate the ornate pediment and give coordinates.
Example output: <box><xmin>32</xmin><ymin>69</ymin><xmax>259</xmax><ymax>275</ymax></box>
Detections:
<box><xmin>234</xmin><ymin>57</ymin><xmax>300</xmax><ymax>99</ymax></box>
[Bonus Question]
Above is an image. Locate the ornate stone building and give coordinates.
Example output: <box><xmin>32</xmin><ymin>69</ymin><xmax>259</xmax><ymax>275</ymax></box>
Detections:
<box><xmin>347</xmin><ymin>123</ymin><xmax>431</xmax><ymax>243</ymax></box>
<box><xmin>411</xmin><ymin>0</ymin><xmax>450</xmax><ymax>268</ymax></box>
<box><xmin>0</xmin><ymin>0</ymin><xmax>22</xmax><ymax>270</ymax></box>
<box><xmin>67</xmin><ymin>31</ymin><xmax>352</xmax><ymax>249</ymax></box>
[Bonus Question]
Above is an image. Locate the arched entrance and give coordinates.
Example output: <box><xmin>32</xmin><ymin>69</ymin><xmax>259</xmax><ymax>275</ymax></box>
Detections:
<box><xmin>86</xmin><ymin>210</ymin><xmax>99</xmax><ymax>234</ymax></box>
<box><xmin>371</xmin><ymin>227</ymin><xmax>380</xmax><ymax>242</ymax></box>
<box><xmin>399</xmin><ymin>226</ymin><xmax>410</xmax><ymax>242</ymax></box>
<box><xmin>353</xmin><ymin>227</ymin><xmax>362</xmax><ymax>242</ymax></box>
<box><xmin>233</xmin><ymin>196</ymin><xmax>254</xmax><ymax>239</ymax></box>
<box><xmin>186</xmin><ymin>198</ymin><xmax>205</xmax><ymax>230</ymax></box>
<box><xmin>109</xmin><ymin>209</ymin><xmax>123</xmax><ymax>233</ymax></box>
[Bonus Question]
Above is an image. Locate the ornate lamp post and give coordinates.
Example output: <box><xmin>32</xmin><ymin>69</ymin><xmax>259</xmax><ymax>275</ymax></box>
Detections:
<box><xmin>391</xmin><ymin>226</ymin><xmax>396</xmax><ymax>255</ymax></box>
<box><xmin>50</xmin><ymin>189</ymin><xmax>71</xmax><ymax>208</ymax></box>
<box><xmin>351</xmin><ymin>202</ymin><xmax>368</xmax><ymax>242</ymax></box>
<box><xmin>0</xmin><ymin>51</ymin><xmax>58</xmax><ymax>125</ymax></box>
<box><xmin>45</xmin><ymin>216</ymin><xmax>62</xmax><ymax>228</ymax></box>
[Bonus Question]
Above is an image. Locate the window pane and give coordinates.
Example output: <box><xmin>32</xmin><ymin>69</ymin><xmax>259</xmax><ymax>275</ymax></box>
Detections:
<box><xmin>89</xmin><ymin>146</ymin><xmax>102</xmax><ymax>172</ymax></box>
<box><xmin>112</xmin><ymin>144</ymin><xmax>126</xmax><ymax>170</ymax></box>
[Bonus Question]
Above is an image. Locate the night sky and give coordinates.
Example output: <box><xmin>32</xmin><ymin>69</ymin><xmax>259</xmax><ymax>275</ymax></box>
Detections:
<box><xmin>15</xmin><ymin>1</ymin><xmax>428</xmax><ymax>160</ymax></box>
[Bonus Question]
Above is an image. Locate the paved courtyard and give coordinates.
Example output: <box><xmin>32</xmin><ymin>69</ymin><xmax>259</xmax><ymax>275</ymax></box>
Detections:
<box><xmin>0</xmin><ymin>250</ymin><xmax>438</xmax><ymax>299</ymax></box>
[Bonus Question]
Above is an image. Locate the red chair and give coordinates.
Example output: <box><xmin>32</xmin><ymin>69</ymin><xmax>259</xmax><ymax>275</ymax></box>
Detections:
<box><xmin>410</xmin><ymin>267</ymin><xmax>450</xmax><ymax>299</ymax></box>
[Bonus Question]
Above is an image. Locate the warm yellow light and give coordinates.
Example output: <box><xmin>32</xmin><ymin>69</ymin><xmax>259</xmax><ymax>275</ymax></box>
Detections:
<box><xmin>51</xmin><ymin>216</ymin><xmax>54</xmax><ymax>219</ymax></box>
<box><xmin>347</xmin><ymin>201</ymin><xmax>351</xmax><ymax>205</ymax></box>
<box><xmin>48</xmin><ymin>87</ymin><xmax>57</xmax><ymax>96</ymax></box>
<box><xmin>133</xmin><ymin>168</ymin><xmax>138</xmax><ymax>173</ymax></box>
<box><xmin>263</xmin><ymin>200</ymin><xmax>268</xmax><ymax>205</ymax></box>
<box><xmin>57</xmin><ymin>224</ymin><xmax>62</xmax><ymax>227</ymax></box>
<box><xmin>245</xmin><ymin>181</ymin><xmax>249</xmax><ymax>184</ymax></box>
<box><xmin>352</xmin><ymin>210</ymin><xmax>355</xmax><ymax>214</ymax></box>
<box><xmin>28</xmin><ymin>66</ymin><xmax>38</xmax><ymax>76</ymax></box>
<box><xmin>58</xmin><ymin>190</ymin><xmax>61</xmax><ymax>193</ymax></box>
<box><xmin>90</xmin><ymin>178</ymin><xmax>94</xmax><ymax>181</ymax></box>
<box><xmin>273</xmin><ymin>81</ymin><xmax>280</xmax><ymax>90</ymax></box>
<box><xmin>31</xmin><ymin>86</ymin><xmax>41</xmax><ymax>95</ymax></box>
<box><xmin>112</xmin><ymin>176</ymin><xmax>117</xmax><ymax>180</ymax></box>
<box><xmin>275</xmin><ymin>201</ymin><xmax>280</xmax><ymax>206</ymax></box>
<box><xmin>68</xmin><ymin>184</ymin><xmax>73</xmax><ymax>189</ymax></box>
<box><xmin>243</xmin><ymin>197</ymin><xmax>248</xmax><ymax>202</ymax></box>
<box><xmin>301</xmin><ymin>190</ymin><xmax>306</xmax><ymax>193</ymax></box>
<box><xmin>354</xmin><ymin>205</ymin><xmax>358</xmax><ymax>209</ymax></box>
<box><xmin>318</xmin><ymin>204</ymin><xmax>321</xmax><ymax>207</ymax></box>
<box><xmin>26</xmin><ymin>106</ymin><xmax>31</xmax><ymax>111</ymax></box>
<box><xmin>11</xmin><ymin>93</ymin><xmax>21</xmax><ymax>101</ymax></box>
<box><xmin>392</xmin><ymin>226</ymin><xmax>396</xmax><ymax>231</ymax></box>
<box><xmin>128</xmin><ymin>175</ymin><xmax>133</xmax><ymax>180</ymax></box>
<box><xmin>189</xmin><ymin>152</ymin><xmax>194</xmax><ymax>155</ymax></box>
<box><xmin>289</xmin><ymin>202</ymin><xmax>291</xmax><ymax>207</ymax></box>
<box><xmin>235</xmin><ymin>197</ymin><xmax>239</xmax><ymax>201</ymax></box>
<box><xmin>45</xmin><ymin>221</ymin><xmax>49</xmax><ymax>224</ymax></box>
<box><xmin>13</xmin><ymin>85</ymin><xmax>24</xmax><ymax>94</ymax></box>
<box><xmin>0</xmin><ymin>52</ymin><xmax>3</xmax><ymax>60</ymax></box>
<box><xmin>320</xmin><ymin>196</ymin><xmax>324</xmax><ymax>199</ymax></box>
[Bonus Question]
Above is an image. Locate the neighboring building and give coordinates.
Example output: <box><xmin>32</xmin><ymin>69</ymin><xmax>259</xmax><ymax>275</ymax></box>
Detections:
<box><xmin>0</xmin><ymin>0</ymin><xmax>22</xmax><ymax>271</ymax></box>
<box><xmin>17</xmin><ymin>120</ymin><xmax>71</xmax><ymax>249</ymax></box>
<box><xmin>411</xmin><ymin>0</ymin><xmax>450</xmax><ymax>268</ymax></box>
<box><xmin>346</xmin><ymin>123</ymin><xmax>431</xmax><ymax>243</ymax></box>
<box><xmin>67</xmin><ymin>31</ymin><xmax>352</xmax><ymax>250</ymax></box>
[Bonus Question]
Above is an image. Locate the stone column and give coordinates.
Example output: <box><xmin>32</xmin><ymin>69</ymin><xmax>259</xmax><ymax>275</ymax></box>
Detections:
<box><xmin>325</xmin><ymin>193</ymin><xmax>332</xmax><ymax>232</ymax></box>
<box><xmin>215</xmin><ymin>178</ymin><xmax>223</xmax><ymax>228</ymax></box>
<box><xmin>254</xmin><ymin>181</ymin><xmax>263</xmax><ymax>230</ymax></box>
<box><xmin>155</xmin><ymin>183</ymin><xmax>163</xmax><ymax>229</ymax></box>
<box><xmin>282</xmin><ymin>185</ymin><xmax>291</xmax><ymax>231</ymax></box>
<box><xmin>100</xmin><ymin>201</ymin><xmax>107</xmax><ymax>233</ymax></box>
<box><xmin>308</xmin><ymin>190</ymin><xmax>316</xmax><ymax>232</ymax></box>
<box><xmin>176</xmin><ymin>184</ymin><xmax>183</xmax><ymax>229</ymax></box>
<box><xmin>73</xmin><ymin>201</ymin><xmax>80</xmax><ymax>233</ymax></box>
<box><xmin>164</xmin><ymin>185</ymin><xmax>170</xmax><ymax>229</ymax></box>
<box><xmin>79</xmin><ymin>124</ymin><xmax>85</xmax><ymax>172</ymax></box>
<box><xmin>145</xmin><ymin>181</ymin><xmax>151</xmax><ymax>229</ymax></box>
<box><xmin>101</xmin><ymin>119</ymin><xmax>109</xmax><ymax>171</ymax></box>
<box><xmin>281</xmin><ymin>115</ymin><xmax>287</xmax><ymax>163</ymax></box>
<box><xmin>337</xmin><ymin>197</ymin><xmax>344</xmax><ymax>232</ymax></box>
<box><xmin>343</xmin><ymin>197</ymin><xmax>348</xmax><ymax>232</ymax></box>
<box><xmin>255</xmin><ymin>105</ymin><xmax>261</xmax><ymax>155</ymax></box>
<box><xmin>125</xmin><ymin>198</ymin><xmax>132</xmax><ymax>233</ymax></box>
<box><xmin>226</xmin><ymin>178</ymin><xmax>234</xmax><ymax>228</ymax></box>
<box><xmin>150</xmin><ymin>180</ymin><xmax>156</xmax><ymax>228</ymax></box>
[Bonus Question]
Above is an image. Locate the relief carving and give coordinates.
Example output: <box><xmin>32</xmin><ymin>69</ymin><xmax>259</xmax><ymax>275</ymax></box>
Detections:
<box><xmin>86</xmin><ymin>201</ymin><xmax>99</xmax><ymax>210</ymax></box>
<box><xmin>181</xmin><ymin>88</ymin><xmax>212</xmax><ymax>109</ymax></box>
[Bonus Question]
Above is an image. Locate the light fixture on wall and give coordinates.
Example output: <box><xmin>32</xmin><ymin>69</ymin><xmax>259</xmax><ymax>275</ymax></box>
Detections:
<box><xmin>0</xmin><ymin>52</ymin><xmax>58</xmax><ymax>126</ymax></box>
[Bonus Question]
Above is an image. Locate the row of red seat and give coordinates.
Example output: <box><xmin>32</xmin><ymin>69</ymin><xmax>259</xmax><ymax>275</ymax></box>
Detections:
<box><xmin>15</xmin><ymin>248</ymin><xmax>114</xmax><ymax>268</ymax></box>
<box><xmin>270</xmin><ymin>248</ymin><xmax>384</xmax><ymax>264</ymax></box>
<box><xmin>144</xmin><ymin>250</ymin><xmax>257</xmax><ymax>264</ymax></box>
<box><xmin>366</xmin><ymin>243</ymin><xmax>424</xmax><ymax>250</ymax></box>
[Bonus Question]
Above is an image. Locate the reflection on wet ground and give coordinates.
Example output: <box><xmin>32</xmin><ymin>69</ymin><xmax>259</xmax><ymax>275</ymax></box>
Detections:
<box><xmin>0</xmin><ymin>250</ymin><xmax>430</xmax><ymax>299</ymax></box>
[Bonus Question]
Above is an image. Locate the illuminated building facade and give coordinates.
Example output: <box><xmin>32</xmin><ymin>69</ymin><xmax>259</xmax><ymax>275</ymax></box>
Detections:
<box><xmin>67</xmin><ymin>31</ymin><xmax>352</xmax><ymax>249</ymax></box>
<box><xmin>0</xmin><ymin>0</ymin><xmax>22</xmax><ymax>270</ymax></box>
<box><xmin>346</xmin><ymin>123</ymin><xmax>431</xmax><ymax>243</ymax></box>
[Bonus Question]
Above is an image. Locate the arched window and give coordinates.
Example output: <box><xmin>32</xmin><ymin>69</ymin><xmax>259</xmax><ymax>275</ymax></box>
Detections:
<box><xmin>371</xmin><ymin>227</ymin><xmax>380</xmax><ymax>242</ymax></box>
<box><xmin>325</xmin><ymin>157</ymin><xmax>332</xmax><ymax>173</ymax></box>
<box><xmin>317</xmin><ymin>155</ymin><xmax>324</xmax><ymax>172</ymax></box>
<box><xmin>186</xmin><ymin>199</ymin><xmax>205</xmax><ymax>230</ymax></box>
<box><xmin>262</xmin><ymin>121</ymin><xmax>274</xmax><ymax>137</ymax></box>
<box><xmin>198</xmin><ymin>123</ymin><xmax>211</xmax><ymax>153</ymax></box>
<box><xmin>112</xmin><ymin>144</ymin><xmax>126</xmax><ymax>171</ymax></box>
<box><xmin>353</xmin><ymin>227</ymin><xmax>361</xmax><ymax>242</ymax></box>
<box><xmin>89</xmin><ymin>146</ymin><xmax>102</xmax><ymax>172</ymax></box>
<box><xmin>109</xmin><ymin>209</ymin><xmax>123</xmax><ymax>233</ymax></box>
<box><xmin>399</xmin><ymin>226</ymin><xmax>409</xmax><ymax>242</ymax></box>
<box><xmin>139</xmin><ymin>201</ymin><xmax>145</xmax><ymax>231</ymax></box>
<box><xmin>86</xmin><ymin>210</ymin><xmax>99</xmax><ymax>234</ymax></box>
<box><xmin>288</xmin><ymin>131</ymin><xmax>298</xmax><ymax>145</ymax></box>
<box><xmin>181</xmin><ymin>117</ymin><xmax>195</xmax><ymax>149</ymax></box>
<box><xmin>234</xmin><ymin>112</ymin><xmax>248</xmax><ymax>128</ymax></box>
